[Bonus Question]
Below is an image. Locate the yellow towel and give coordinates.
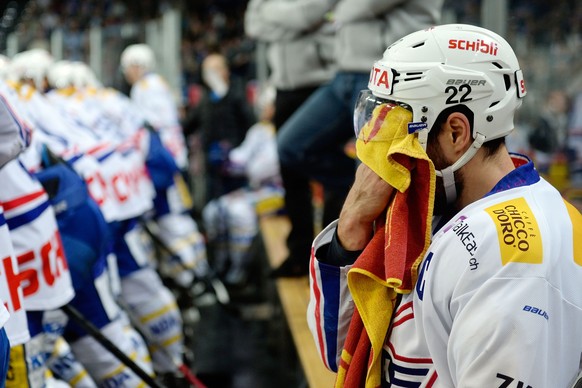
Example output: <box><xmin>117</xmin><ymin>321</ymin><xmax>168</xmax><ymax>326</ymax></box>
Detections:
<box><xmin>337</xmin><ymin>104</ymin><xmax>435</xmax><ymax>387</ymax></box>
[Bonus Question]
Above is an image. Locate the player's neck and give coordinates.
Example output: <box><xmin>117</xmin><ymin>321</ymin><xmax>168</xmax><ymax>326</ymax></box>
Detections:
<box><xmin>456</xmin><ymin>146</ymin><xmax>515</xmax><ymax>209</ymax></box>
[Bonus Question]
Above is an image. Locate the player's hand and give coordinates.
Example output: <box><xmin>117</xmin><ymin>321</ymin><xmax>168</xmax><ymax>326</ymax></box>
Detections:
<box><xmin>337</xmin><ymin>163</ymin><xmax>394</xmax><ymax>251</ymax></box>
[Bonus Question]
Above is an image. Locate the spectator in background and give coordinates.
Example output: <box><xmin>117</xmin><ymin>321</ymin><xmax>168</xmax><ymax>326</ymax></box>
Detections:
<box><xmin>568</xmin><ymin>88</ymin><xmax>582</xmax><ymax>186</ymax></box>
<box><xmin>272</xmin><ymin>0</ymin><xmax>444</xmax><ymax>277</ymax></box>
<box><xmin>527</xmin><ymin>89</ymin><xmax>574</xmax><ymax>194</ymax></box>
<box><xmin>244</xmin><ymin>0</ymin><xmax>336</xmax><ymax>278</ymax></box>
<box><xmin>202</xmin><ymin>86</ymin><xmax>284</xmax><ymax>287</ymax></box>
<box><xmin>528</xmin><ymin>89</ymin><xmax>571</xmax><ymax>158</ymax></box>
<box><xmin>183</xmin><ymin>52</ymin><xmax>256</xmax><ymax>205</ymax></box>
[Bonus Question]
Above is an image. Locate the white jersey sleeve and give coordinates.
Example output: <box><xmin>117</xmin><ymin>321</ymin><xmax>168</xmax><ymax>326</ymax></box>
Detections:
<box><xmin>130</xmin><ymin>73</ymin><xmax>188</xmax><ymax>169</ymax></box>
<box><xmin>228</xmin><ymin>121</ymin><xmax>280</xmax><ymax>187</ymax></box>
<box><xmin>307</xmin><ymin>220</ymin><xmax>355</xmax><ymax>373</ymax></box>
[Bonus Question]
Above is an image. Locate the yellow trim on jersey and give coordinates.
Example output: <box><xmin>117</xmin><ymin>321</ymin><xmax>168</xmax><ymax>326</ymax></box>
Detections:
<box><xmin>139</xmin><ymin>303</ymin><xmax>178</xmax><ymax>324</ymax></box>
<box><xmin>69</xmin><ymin>369</ymin><xmax>89</xmax><ymax>386</ymax></box>
<box><xmin>7</xmin><ymin>81</ymin><xmax>36</xmax><ymax>101</ymax></box>
<box><xmin>101</xmin><ymin>350</ymin><xmax>140</xmax><ymax>379</ymax></box>
<box><xmin>563</xmin><ymin>199</ymin><xmax>582</xmax><ymax>266</ymax></box>
<box><xmin>148</xmin><ymin>333</ymin><xmax>183</xmax><ymax>353</ymax></box>
<box><xmin>102</xmin><ymin>362</ymin><xmax>127</xmax><ymax>379</ymax></box>
<box><xmin>56</xmin><ymin>86</ymin><xmax>76</xmax><ymax>97</ymax></box>
<box><xmin>167</xmin><ymin>234</ymin><xmax>200</xmax><ymax>254</ymax></box>
<box><xmin>161</xmin><ymin>334</ymin><xmax>182</xmax><ymax>347</ymax></box>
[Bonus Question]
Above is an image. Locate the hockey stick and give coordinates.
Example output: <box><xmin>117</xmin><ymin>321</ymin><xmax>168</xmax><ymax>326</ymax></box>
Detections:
<box><xmin>141</xmin><ymin>220</ymin><xmax>230</xmax><ymax>305</ymax></box>
<box><xmin>61</xmin><ymin>304</ymin><xmax>164</xmax><ymax>388</ymax></box>
<box><xmin>572</xmin><ymin>370</ymin><xmax>582</xmax><ymax>388</ymax></box>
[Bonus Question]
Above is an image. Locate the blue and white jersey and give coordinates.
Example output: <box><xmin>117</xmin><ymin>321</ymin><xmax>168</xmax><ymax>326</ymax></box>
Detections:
<box><xmin>308</xmin><ymin>156</ymin><xmax>582</xmax><ymax>387</ymax></box>
<box><xmin>228</xmin><ymin>121</ymin><xmax>281</xmax><ymax>188</ymax></box>
<box><xmin>47</xmin><ymin>86</ymin><xmax>155</xmax><ymax>221</ymax></box>
<box><xmin>0</xmin><ymin>203</ymin><xmax>28</xmax><ymax>346</ymax></box>
<box><xmin>92</xmin><ymin>87</ymin><xmax>148</xmax><ymax>140</ymax></box>
<box><xmin>12</xmin><ymin>82</ymin><xmax>154</xmax><ymax>223</ymax></box>
<box><xmin>130</xmin><ymin>73</ymin><xmax>188</xmax><ymax>169</ymax></box>
<box><xmin>0</xmin><ymin>160</ymin><xmax>74</xmax><ymax>311</ymax></box>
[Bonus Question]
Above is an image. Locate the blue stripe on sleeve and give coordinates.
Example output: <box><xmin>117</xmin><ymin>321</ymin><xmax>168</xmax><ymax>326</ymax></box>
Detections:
<box><xmin>319</xmin><ymin>261</ymin><xmax>341</xmax><ymax>371</ymax></box>
<box><xmin>6</xmin><ymin>201</ymin><xmax>50</xmax><ymax>230</ymax></box>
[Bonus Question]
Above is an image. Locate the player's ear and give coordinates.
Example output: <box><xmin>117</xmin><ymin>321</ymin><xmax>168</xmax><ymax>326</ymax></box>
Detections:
<box><xmin>442</xmin><ymin>112</ymin><xmax>472</xmax><ymax>156</ymax></box>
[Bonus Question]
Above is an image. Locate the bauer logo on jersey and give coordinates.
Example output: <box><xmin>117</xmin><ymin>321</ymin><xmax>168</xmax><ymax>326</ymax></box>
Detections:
<box><xmin>485</xmin><ymin>198</ymin><xmax>542</xmax><ymax>265</ymax></box>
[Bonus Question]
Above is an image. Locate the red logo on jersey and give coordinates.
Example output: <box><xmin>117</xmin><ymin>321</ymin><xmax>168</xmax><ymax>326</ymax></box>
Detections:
<box><xmin>448</xmin><ymin>39</ymin><xmax>498</xmax><ymax>56</ymax></box>
<box><xmin>5</xmin><ymin>230</ymin><xmax>69</xmax><ymax>306</ymax></box>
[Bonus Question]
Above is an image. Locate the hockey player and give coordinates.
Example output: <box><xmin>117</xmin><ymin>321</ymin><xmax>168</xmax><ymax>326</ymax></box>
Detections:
<box><xmin>0</xmin><ymin>86</ymin><xmax>33</xmax><ymax>386</ymax></box>
<box><xmin>42</xmin><ymin>58</ymin><xmax>197</xmax><ymax>384</ymax></box>
<box><xmin>307</xmin><ymin>24</ymin><xmax>582</xmax><ymax>387</ymax></box>
<box><xmin>1</xmin><ymin>153</ymin><xmax>76</xmax><ymax>388</ymax></box>
<box><xmin>0</xmin><ymin>60</ymin><xmax>87</xmax><ymax>387</ymax></box>
<box><xmin>4</xmin><ymin>51</ymin><xmax>159</xmax><ymax>386</ymax></box>
<box><xmin>120</xmin><ymin>44</ymin><xmax>188</xmax><ymax>170</ymax></box>
<box><xmin>120</xmin><ymin>45</ymin><xmax>229</xmax><ymax>306</ymax></box>
<box><xmin>0</xmin><ymin>56</ymin><xmax>78</xmax><ymax>387</ymax></box>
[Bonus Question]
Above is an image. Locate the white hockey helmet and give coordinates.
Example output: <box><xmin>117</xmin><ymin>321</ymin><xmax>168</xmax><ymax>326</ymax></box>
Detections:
<box><xmin>47</xmin><ymin>60</ymin><xmax>73</xmax><ymax>89</ymax></box>
<box><xmin>70</xmin><ymin>62</ymin><xmax>102</xmax><ymax>89</ymax></box>
<box><xmin>0</xmin><ymin>55</ymin><xmax>10</xmax><ymax>79</ymax></box>
<box><xmin>9</xmin><ymin>48</ymin><xmax>54</xmax><ymax>90</ymax></box>
<box><xmin>120</xmin><ymin>44</ymin><xmax>156</xmax><ymax>72</ymax></box>
<box><xmin>355</xmin><ymin>24</ymin><xmax>527</xmax><ymax>202</ymax></box>
<box><xmin>356</xmin><ymin>24</ymin><xmax>526</xmax><ymax>147</ymax></box>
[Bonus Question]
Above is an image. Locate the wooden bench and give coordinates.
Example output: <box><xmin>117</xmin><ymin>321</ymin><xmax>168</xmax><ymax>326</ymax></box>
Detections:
<box><xmin>259</xmin><ymin>215</ymin><xmax>337</xmax><ymax>388</ymax></box>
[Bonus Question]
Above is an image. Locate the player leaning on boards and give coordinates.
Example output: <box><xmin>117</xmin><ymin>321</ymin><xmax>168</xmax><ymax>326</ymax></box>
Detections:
<box><xmin>307</xmin><ymin>24</ymin><xmax>582</xmax><ymax>387</ymax></box>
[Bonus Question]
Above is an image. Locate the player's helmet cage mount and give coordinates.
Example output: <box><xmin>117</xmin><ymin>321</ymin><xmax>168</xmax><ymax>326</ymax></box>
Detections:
<box><xmin>357</xmin><ymin>24</ymin><xmax>527</xmax><ymax>150</ymax></box>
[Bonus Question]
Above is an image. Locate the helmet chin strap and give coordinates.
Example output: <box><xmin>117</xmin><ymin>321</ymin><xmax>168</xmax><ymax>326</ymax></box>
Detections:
<box><xmin>434</xmin><ymin>133</ymin><xmax>486</xmax><ymax>204</ymax></box>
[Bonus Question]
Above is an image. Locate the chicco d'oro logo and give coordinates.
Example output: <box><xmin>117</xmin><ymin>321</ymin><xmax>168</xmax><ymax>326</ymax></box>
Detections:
<box><xmin>485</xmin><ymin>198</ymin><xmax>542</xmax><ymax>266</ymax></box>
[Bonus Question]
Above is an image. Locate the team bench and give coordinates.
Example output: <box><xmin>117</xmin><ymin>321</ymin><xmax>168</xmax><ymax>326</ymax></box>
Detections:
<box><xmin>259</xmin><ymin>215</ymin><xmax>336</xmax><ymax>388</ymax></box>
